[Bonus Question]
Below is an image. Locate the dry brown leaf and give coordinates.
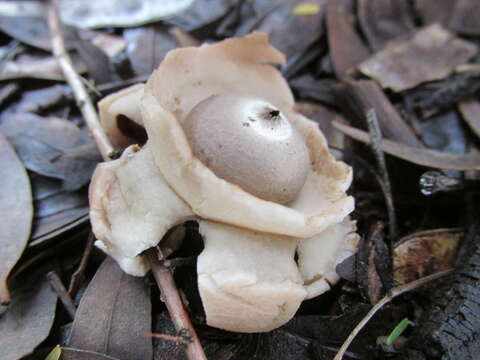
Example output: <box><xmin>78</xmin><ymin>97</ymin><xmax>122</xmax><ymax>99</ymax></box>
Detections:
<box><xmin>0</xmin><ymin>133</ymin><xmax>32</xmax><ymax>303</ymax></box>
<box><xmin>393</xmin><ymin>228</ymin><xmax>463</xmax><ymax>285</ymax></box>
<box><xmin>0</xmin><ymin>279</ymin><xmax>57</xmax><ymax>360</ymax></box>
<box><xmin>458</xmin><ymin>100</ymin><xmax>480</xmax><ymax>139</ymax></box>
<box><xmin>359</xmin><ymin>24</ymin><xmax>478</xmax><ymax>91</ymax></box>
<box><xmin>358</xmin><ymin>0</ymin><xmax>414</xmax><ymax>50</ymax></box>
<box><xmin>325</xmin><ymin>0</ymin><xmax>370</xmax><ymax>79</ymax></box>
<box><xmin>333</xmin><ymin>121</ymin><xmax>480</xmax><ymax>170</ymax></box>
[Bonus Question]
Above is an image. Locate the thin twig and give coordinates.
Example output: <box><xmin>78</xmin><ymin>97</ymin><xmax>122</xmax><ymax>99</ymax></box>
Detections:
<box><xmin>47</xmin><ymin>270</ymin><xmax>77</xmax><ymax>320</ymax></box>
<box><xmin>333</xmin><ymin>269</ymin><xmax>453</xmax><ymax>360</ymax></box>
<box><xmin>146</xmin><ymin>332</ymin><xmax>190</xmax><ymax>344</ymax></box>
<box><xmin>68</xmin><ymin>232</ymin><xmax>95</xmax><ymax>297</ymax></box>
<box><xmin>48</xmin><ymin>4</ymin><xmax>114</xmax><ymax>161</ymax></box>
<box><xmin>366</xmin><ymin>108</ymin><xmax>397</xmax><ymax>241</ymax></box>
<box><xmin>48</xmin><ymin>5</ymin><xmax>206</xmax><ymax>359</ymax></box>
<box><xmin>146</xmin><ymin>248</ymin><xmax>207</xmax><ymax>360</ymax></box>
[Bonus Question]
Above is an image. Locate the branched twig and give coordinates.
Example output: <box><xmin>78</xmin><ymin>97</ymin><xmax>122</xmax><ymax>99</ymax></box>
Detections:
<box><xmin>48</xmin><ymin>4</ymin><xmax>114</xmax><ymax>161</ymax></box>
<box><xmin>333</xmin><ymin>269</ymin><xmax>453</xmax><ymax>360</ymax></box>
<box><xmin>48</xmin><ymin>5</ymin><xmax>206</xmax><ymax>359</ymax></box>
<box><xmin>68</xmin><ymin>232</ymin><xmax>94</xmax><ymax>297</ymax></box>
<box><xmin>47</xmin><ymin>270</ymin><xmax>77</xmax><ymax>320</ymax></box>
<box><xmin>146</xmin><ymin>248</ymin><xmax>207</xmax><ymax>360</ymax></box>
<box><xmin>366</xmin><ymin>108</ymin><xmax>397</xmax><ymax>241</ymax></box>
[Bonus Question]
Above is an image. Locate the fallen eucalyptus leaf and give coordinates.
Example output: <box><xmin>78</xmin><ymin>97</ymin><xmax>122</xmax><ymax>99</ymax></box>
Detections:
<box><xmin>68</xmin><ymin>257</ymin><xmax>152</xmax><ymax>360</ymax></box>
<box><xmin>393</xmin><ymin>228</ymin><xmax>462</xmax><ymax>285</ymax></box>
<box><xmin>239</xmin><ymin>0</ymin><xmax>324</xmax><ymax>61</ymax></box>
<box><xmin>166</xmin><ymin>0</ymin><xmax>231</xmax><ymax>32</ymax></box>
<box><xmin>0</xmin><ymin>279</ymin><xmax>57</xmax><ymax>360</ymax></box>
<box><xmin>0</xmin><ymin>113</ymin><xmax>101</xmax><ymax>190</ymax></box>
<box><xmin>459</xmin><ymin>100</ymin><xmax>480</xmax><ymax>139</ymax></box>
<box><xmin>0</xmin><ymin>53</ymin><xmax>86</xmax><ymax>81</ymax></box>
<box><xmin>61</xmin><ymin>348</ymin><xmax>121</xmax><ymax>360</ymax></box>
<box><xmin>124</xmin><ymin>25</ymin><xmax>177</xmax><ymax>76</ymax></box>
<box><xmin>358</xmin><ymin>0</ymin><xmax>414</xmax><ymax>50</ymax></box>
<box><xmin>359</xmin><ymin>24</ymin><xmax>478</xmax><ymax>91</ymax></box>
<box><xmin>30</xmin><ymin>211</ymin><xmax>89</xmax><ymax>246</ymax></box>
<box><xmin>58</xmin><ymin>0</ymin><xmax>195</xmax><ymax>28</ymax></box>
<box><xmin>332</xmin><ymin>121</ymin><xmax>480</xmax><ymax>170</ymax></box>
<box><xmin>12</xmin><ymin>85</ymin><xmax>68</xmax><ymax>114</ymax></box>
<box><xmin>0</xmin><ymin>133</ymin><xmax>33</xmax><ymax>303</ymax></box>
<box><xmin>325</xmin><ymin>0</ymin><xmax>370</xmax><ymax>79</ymax></box>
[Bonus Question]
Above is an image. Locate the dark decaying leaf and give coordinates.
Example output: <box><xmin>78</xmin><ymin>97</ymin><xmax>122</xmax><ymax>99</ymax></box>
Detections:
<box><xmin>415</xmin><ymin>0</ymin><xmax>455</xmax><ymax>28</ymax></box>
<box><xmin>0</xmin><ymin>83</ymin><xmax>19</xmax><ymax>108</ymax></box>
<box><xmin>459</xmin><ymin>100</ymin><xmax>480</xmax><ymax>139</ymax></box>
<box><xmin>58</xmin><ymin>0</ymin><xmax>195</xmax><ymax>29</ymax></box>
<box><xmin>417</xmin><ymin>0</ymin><xmax>480</xmax><ymax>36</ymax></box>
<box><xmin>333</xmin><ymin>121</ymin><xmax>480</xmax><ymax>170</ymax></box>
<box><xmin>0</xmin><ymin>113</ymin><xmax>101</xmax><ymax>191</ymax></box>
<box><xmin>61</xmin><ymin>348</ymin><xmax>121</xmax><ymax>360</ymax></box>
<box><xmin>10</xmin><ymin>85</ymin><xmax>68</xmax><ymax>114</ymax></box>
<box><xmin>68</xmin><ymin>257</ymin><xmax>152</xmax><ymax>360</ymax></box>
<box><xmin>0</xmin><ymin>15</ymin><xmax>75</xmax><ymax>51</ymax></box>
<box><xmin>294</xmin><ymin>101</ymin><xmax>346</xmax><ymax>151</ymax></box>
<box><xmin>420</xmin><ymin>111</ymin><xmax>469</xmax><ymax>155</ymax></box>
<box><xmin>359</xmin><ymin>24</ymin><xmax>478</xmax><ymax>92</ymax></box>
<box><xmin>237</xmin><ymin>0</ymin><xmax>324</xmax><ymax>61</ymax></box>
<box><xmin>31</xmin><ymin>211</ymin><xmax>89</xmax><ymax>246</ymax></box>
<box><xmin>74</xmin><ymin>30</ymin><xmax>113</xmax><ymax>84</ymax></box>
<box><xmin>448</xmin><ymin>0</ymin><xmax>480</xmax><ymax>36</ymax></box>
<box><xmin>393</xmin><ymin>228</ymin><xmax>462</xmax><ymax>285</ymax></box>
<box><xmin>0</xmin><ymin>133</ymin><xmax>33</xmax><ymax>303</ymax></box>
<box><xmin>0</xmin><ymin>279</ymin><xmax>57</xmax><ymax>360</ymax></box>
<box><xmin>358</xmin><ymin>0</ymin><xmax>415</xmax><ymax>50</ymax></box>
<box><xmin>165</xmin><ymin>0</ymin><xmax>231</xmax><ymax>33</ymax></box>
<box><xmin>123</xmin><ymin>25</ymin><xmax>177</xmax><ymax>77</ymax></box>
<box><xmin>357</xmin><ymin>222</ymin><xmax>391</xmax><ymax>304</ymax></box>
<box><xmin>335</xmin><ymin>80</ymin><xmax>423</xmax><ymax>148</ymax></box>
<box><xmin>289</xmin><ymin>75</ymin><xmax>338</xmax><ymax>108</ymax></box>
<box><xmin>0</xmin><ymin>53</ymin><xmax>86</xmax><ymax>81</ymax></box>
<box><xmin>325</xmin><ymin>0</ymin><xmax>370</xmax><ymax>80</ymax></box>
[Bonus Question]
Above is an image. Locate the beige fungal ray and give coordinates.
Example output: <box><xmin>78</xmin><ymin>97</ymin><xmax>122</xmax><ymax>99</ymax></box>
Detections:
<box><xmin>89</xmin><ymin>144</ymin><xmax>193</xmax><ymax>275</ymax></box>
<box><xmin>297</xmin><ymin>218</ymin><xmax>359</xmax><ymax>299</ymax></box>
<box><xmin>197</xmin><ymin>220</ymin><xmax>307</xmax><ymax>333</ymax></box>
<box><xmin>98</xmin><ymin>83</ymin><xmax>145</xmax><ymax>149</ymax></box>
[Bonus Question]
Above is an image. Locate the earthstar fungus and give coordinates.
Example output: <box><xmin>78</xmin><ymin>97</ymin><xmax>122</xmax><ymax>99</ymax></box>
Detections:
<box><xmin>90</xmin><ymin>33</ymin><xmax>358</xmax><ymax>333</ymax></box>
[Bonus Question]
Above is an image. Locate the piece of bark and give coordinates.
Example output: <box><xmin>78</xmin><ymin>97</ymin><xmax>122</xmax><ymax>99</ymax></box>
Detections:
<box><xmin>407</xmin><ymin>225</ymin><xmax>480</xmax><ymax>360</ymax></box>
<box><xmin>0</xmin><ymin>133</ymin><xmax>33</xmax><ymax>303</ymax></box>
<box><xmin>405</xmin><ymin>70</ymin><xmax>480</xmax><ymax>118</ymax></box>
<box><xmin>358</xmin><ymin>0</ymin><xmax>415</xmax><ymax>50</ymax></box>
<box><xmin>335</xmin><ymin>80</ymin><xmax>423</xmax><ymax>148</ymax></box>
<box><xmin>325</xmin><ymin>0</ymin><xmax>370</xmax><ymax>80</ymax></box>
<box><xmin>333</xmin><ymin>121</ymin><xmax>480</xmax><ymax>170</ymax></box>
<box><xmin>458</xmin><ymin>100</ymin><xmax>480</xmax><ymax>139</ymax></box>
<box><xmin>359</xmin><ymin>24</ymin><xmax>478</xmax><ymax>92</ymax></box>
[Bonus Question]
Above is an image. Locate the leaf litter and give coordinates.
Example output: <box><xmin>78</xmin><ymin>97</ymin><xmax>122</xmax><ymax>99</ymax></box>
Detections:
<box><xmin>1</xmin><ymin>1</ymin><xmax>480</xmax><ymax>359</ymax></box>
